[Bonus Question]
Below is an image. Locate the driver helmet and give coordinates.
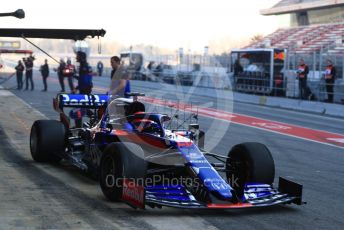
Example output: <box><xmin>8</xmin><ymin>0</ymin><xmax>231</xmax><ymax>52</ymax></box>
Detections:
<box><xmin>132</xmin><ymin>119</ymin><xmax>158</xmax><ymax>132</ymax></box>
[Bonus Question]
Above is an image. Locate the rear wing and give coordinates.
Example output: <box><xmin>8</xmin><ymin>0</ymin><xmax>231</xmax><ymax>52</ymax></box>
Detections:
<box><xmin>53</xmin><ymin>94</ymin><xmax>139</xmax><ymax>111</ymax></box>
<box><xmin>54</xmin><ymin>94</ymin><xmax>110</xmax><ymax>110</ymax></box>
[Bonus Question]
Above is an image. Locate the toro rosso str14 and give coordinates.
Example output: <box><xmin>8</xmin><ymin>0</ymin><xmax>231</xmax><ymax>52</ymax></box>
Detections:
<box><xmin>30</xmin><ymin>93</ymin><xmax>304</xmax><ymax>209</ymax></box>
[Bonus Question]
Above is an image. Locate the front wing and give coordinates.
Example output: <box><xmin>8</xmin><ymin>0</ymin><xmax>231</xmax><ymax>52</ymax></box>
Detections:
<box><xmin>136</xmin><ymin>177</ymin><xmax>304</xmax><ymax>209</ymax></box>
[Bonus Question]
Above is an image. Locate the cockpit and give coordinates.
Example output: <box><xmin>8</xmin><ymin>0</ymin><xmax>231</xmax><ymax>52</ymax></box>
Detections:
<box><xmin>102</xmin><ymin>97</ymin><xmax>171</xmax><ymax>137</ymax></box>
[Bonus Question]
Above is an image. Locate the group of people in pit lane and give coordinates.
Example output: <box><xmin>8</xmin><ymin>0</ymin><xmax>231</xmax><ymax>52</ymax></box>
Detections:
<box><xmin>14</xmin><ymin>51</ymin><xmax>131</xmax><ymax>128</ymax></box>
<box><xmin>18</xmin><ymin>51</ymin><xmax>132</xmax><ymax>128</ymax></box>
<box><xmin>13</xmin><ymin>52</ymin><xmax>130</xmax><ymax>98</ymax></box>
<box><xmin>14</xmin><ymin>52</ymin><xmax>92</xmax><ymax>93</ymax></box>
<box><xmin>297</xmin><ymin>58</ymin><xmax>336</xmax><ymax>103</ymax></box>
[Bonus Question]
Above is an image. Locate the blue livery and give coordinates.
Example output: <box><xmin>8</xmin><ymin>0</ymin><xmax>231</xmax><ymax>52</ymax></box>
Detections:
<box><xmin>30</xmin><ymin>92</ymin><xmax>304</xmax><ymax>210</ymax></box>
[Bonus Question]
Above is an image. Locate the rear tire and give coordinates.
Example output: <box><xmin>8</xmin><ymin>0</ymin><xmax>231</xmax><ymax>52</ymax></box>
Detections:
<box><xmin>30</xmin><ymin>120</ymin><xmax>65</xmax><ymax>163</ymax></box>
<box><xmin>99</xmin><ymin>142</ymin><xmax>146</xmax><ymax>202</ymax></box>
<box><xmin>226</xmin><ymin>142</ymin><xmax>275</xmax><ymax>196</ymax></box>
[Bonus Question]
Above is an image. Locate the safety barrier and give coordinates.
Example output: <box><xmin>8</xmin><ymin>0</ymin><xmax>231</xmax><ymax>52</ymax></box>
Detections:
<box><xmin>97</xmin><ymin>55</ymin><xmax>344</xmax><ymax>104</ymax></box>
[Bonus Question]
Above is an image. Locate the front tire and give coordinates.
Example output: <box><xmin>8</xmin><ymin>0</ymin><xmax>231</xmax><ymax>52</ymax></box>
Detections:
<box><xmin>226</xmin><ymin>142</ymin><xmax>275</xmax><ymax>196</ymax></box>
<box><xmin>99</xmin><ymin>142</ymin><xmax>146</xmax><ymax>202</ymax></box>
<box><xmin>30</xmin><ymin>120</ymin><xmax>65</xmax><ymax>163</ymax></box>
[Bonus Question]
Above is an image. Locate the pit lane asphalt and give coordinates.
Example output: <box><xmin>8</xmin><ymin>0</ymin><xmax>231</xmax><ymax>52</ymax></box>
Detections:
<box><xmin>1</xmin><ymin>71</ymin><xmax>344</xmax><ymax>229</ymax></box>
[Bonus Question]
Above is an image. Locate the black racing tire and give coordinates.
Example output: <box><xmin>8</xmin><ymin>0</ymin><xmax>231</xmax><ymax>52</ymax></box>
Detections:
<box><xmin>99</xmin><ymin>142</ymin><xmax>146</xmax><ymax>202</ymax></box>
<box><xmin>30</xmin><ymin>120</ymin><xmax>65</xmax><ymax>163</ymax></box>
<box><xmin>226</xmin><ymin>142</ymin><xmax>275</xmax><ymax>196</ymax></box>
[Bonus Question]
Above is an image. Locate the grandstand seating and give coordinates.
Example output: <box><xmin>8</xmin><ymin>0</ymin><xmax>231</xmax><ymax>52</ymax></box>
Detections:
<box><xmin>246</xmin><ymin>22</ymin><xmax>344</xmax><ymax>54</ymax></box>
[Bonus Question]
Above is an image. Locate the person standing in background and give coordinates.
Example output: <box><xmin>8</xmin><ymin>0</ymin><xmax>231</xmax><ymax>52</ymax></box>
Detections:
<box><xmin>15</xmin><ymin>60</ymin><xmax>24</xmax><ymax>90</ymax></box>
<box><xmin>75</xmin><ymin>51</ymin><xmax>93</xmax><ymax>95</ymax></box>
<box><xmin>73</xmin><ymin>51</ymin><xmax>93</xmax><ymax>128</ymax></box>
<box><xmin>296</xmin><ymin>59</ymin><xmax>309</xmax><ymax>100</ymax></box>
<box><xmin>108</xmin><ymin>56</ymin><xmax>130</xmax><ymax>98</ymax></box>
<box><xmin>64</xmin><ymin>59</ymin><xmax>76</xmax><ymax>93</ymax></box>
<box><xmin>110</xmin><ymin>56</ymin><xmax>120</xmax><ymax>80</ymax></box>
<box><xmin>97</xmin><ymin>60</ymin><xmax>104</xmax><ymax>76</ymax></box>
<box><xmin>39</xmin><ymin>59</ymin><xmax>49</xmax><ymax>92</ymax></box>
<box><xmin>233</xmin><ymin>59</ymin><xmax>243</xmax><ymax>88</ymax></box>
<box><xmin>56</xmin><ymin>59</ymin><xmax>66</xmax><ymax>92</ymax></box>
<box><xmin>234</xmin><ymin>59</ymin><xmax>243</xmax><ymax>76</ymax></box>
<box><xmin>24</xmin><ymin>55</ymin><xmax>34</xmax><ymax>91</ymax></box>
<box><xmin>324</xmin><ymin>59</ymin><xmax>336</xmax><ymax>103</ymax></box>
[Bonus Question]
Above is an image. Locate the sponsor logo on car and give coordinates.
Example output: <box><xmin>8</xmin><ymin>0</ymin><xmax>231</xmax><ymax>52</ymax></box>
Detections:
<box><xmin>188</xmin><ymin>152</ymin><xmax>203</xmax><ymax>160</ymax></box>
<box><xmin>189</xmin><ymin>160</ymin><xmax>208</xmax><ymax>164</ymax></box>
<box><xmin>61</xmin><ymin>94</ymin><xmax>108</xmax><ymax>107</ymax></box>
<box><xmin>122</xmin><ymin>179</ymin><xmax>145</xmax><ymax>209</ymax></box>
<box><xmin>204</xmin><ymin>178</ymin><xmax>231</xmax><ymax>191</ymax></box>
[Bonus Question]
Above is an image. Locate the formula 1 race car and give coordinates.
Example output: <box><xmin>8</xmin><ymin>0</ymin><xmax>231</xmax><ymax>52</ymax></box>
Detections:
<box><xmin>30</xmin><ymin>93</ymin><xmax>304</xmax><ymax>209</ymax></box>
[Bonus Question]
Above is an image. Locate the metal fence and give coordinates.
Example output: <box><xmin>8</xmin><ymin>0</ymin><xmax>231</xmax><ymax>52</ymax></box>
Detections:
<box><xmin>101</xmin><ymin>53</ymin><xmax>344</xmax><ymax>104</ymax></box>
